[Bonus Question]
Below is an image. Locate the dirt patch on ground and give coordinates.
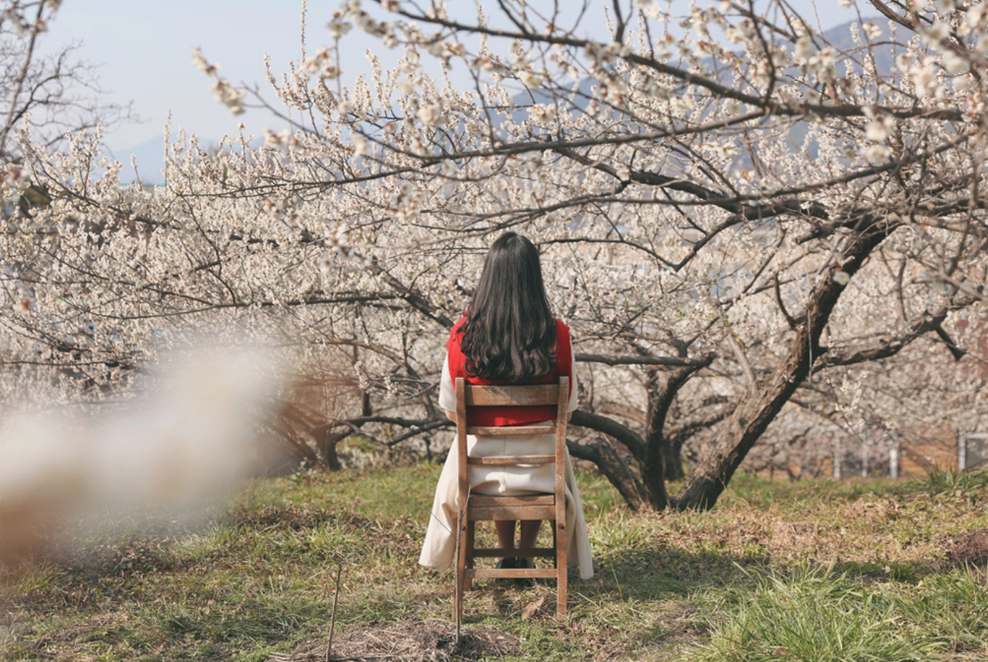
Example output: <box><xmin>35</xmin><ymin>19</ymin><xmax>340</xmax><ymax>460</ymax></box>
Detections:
<box><xmin>270</xmin><ymin>619</ymin><xmax>522</xmax><ymax>662</ymax></box>
<box><xmin>945</xmin><ymin>528</ymin><xmax>988</xmax><ymax>565</ymax></box>
<box><xmin>944</xmin><ymin>529</ymin><xmax>988</xmax><ymax>565</ymax></box>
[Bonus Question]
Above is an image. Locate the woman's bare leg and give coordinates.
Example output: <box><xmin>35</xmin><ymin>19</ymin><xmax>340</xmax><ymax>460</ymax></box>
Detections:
<box><xmin>496</xmin><ymin>520</ymin><xmax>542</xmax><ymax>568</ymax></box>
<box><xmin>519</xmin><ymin>520</ymin><xmax>541</xmax><ymax>551</ymax></box>
<box><xmin>495</xmin><ymin>521</ymin><xmax>516</xmax><ymax>552</ymax></box>
<box><xmin>518</xmin><ymin>519</ymin><xmax>542</xmax><ymax>549</ymax></box>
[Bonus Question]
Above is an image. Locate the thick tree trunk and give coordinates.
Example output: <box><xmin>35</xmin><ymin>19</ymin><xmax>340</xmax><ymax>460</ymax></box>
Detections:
<box><xmin>676</xmin><ymin>220</ymin><xmax>895</xmax><ymax>510</ymax></box>
<box><xmin>662</xmin><ymin>433</ymin><xmax>686</xmax><ymax>481</ymax></box>
<box><xmin>569</xmin><ymin>410</ymin><xmax>650</xmax><ymax>509</ymax></box>
<box><xmin>642</xmin><ymin>357</ymin><xmax>714</xmax><ymax>508</ymax></box>
<box><xmin>643</xmin><ymin>372</ymin><xmax>671</xmax><ymax>510</ymax></box>
<box><xmin>567</xmin><ymin>437</ymin><xmax>647</xmax><ymax>510</ymax></box>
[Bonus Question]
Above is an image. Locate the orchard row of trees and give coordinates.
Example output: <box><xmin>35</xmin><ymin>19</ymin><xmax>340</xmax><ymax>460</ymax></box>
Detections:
<box><xmin>2</xmin><ymin>0</ymin><xmax>987</xmax><ymax>510</ymax></box>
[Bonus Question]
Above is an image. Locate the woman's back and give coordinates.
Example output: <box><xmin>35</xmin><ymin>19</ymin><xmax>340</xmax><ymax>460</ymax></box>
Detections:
<box><xmin>418</xmin><ymin>232</ymin><xmax>593</xmax><ymax>580</ymax></box>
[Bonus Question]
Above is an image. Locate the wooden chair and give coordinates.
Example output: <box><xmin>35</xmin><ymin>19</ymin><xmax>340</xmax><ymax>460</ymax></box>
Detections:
<box><xmin>453</xmin><ymin>376</ymin><xmax>570</xmax><ymax>637</ymax></box>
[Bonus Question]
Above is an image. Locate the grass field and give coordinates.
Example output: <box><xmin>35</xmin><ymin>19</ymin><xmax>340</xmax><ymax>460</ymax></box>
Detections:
<box><xmin>2</xmin><ymin>462</ymin><xmax>988</xmax><ymax>661</ymax></box>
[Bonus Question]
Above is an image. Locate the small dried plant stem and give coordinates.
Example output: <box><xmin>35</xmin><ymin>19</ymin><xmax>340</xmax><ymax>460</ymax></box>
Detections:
<box><xmin>326</xmin><ymin>562</ymin><xmax>344</xmax><ymax>662</ymax></box>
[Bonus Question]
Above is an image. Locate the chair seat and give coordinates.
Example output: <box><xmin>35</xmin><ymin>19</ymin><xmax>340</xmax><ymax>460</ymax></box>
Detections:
<box><xmin>468</xmin><ymin>491</ymin><xmax>558</xmax><ymax>521</ymax></box>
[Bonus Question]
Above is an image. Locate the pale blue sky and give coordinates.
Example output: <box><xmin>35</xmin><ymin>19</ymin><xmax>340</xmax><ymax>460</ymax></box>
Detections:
<box><xmin>42</xmin><ymin>0</ymin><xmax>858</xmax><ymax>153</ymax></box>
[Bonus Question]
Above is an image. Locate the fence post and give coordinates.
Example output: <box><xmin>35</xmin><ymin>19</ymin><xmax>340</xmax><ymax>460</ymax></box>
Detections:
<box><xmin>832</xmin><ymin>436</ymin><xmax>841</xmax><ymax>479</ymax></box>
<box><xmin>889</xmin><ymin>433</ymin><xmax>899</xmax><ymax>479</ymax></box>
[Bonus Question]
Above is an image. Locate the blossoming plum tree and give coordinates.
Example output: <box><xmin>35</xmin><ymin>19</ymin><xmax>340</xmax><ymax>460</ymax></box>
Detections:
<box><xmin>3</xmin><ymin>0</ymin><xmax>987</xmax><ymax>510</ymax></box>
<box><xmin>269</xmin><ymin>0</ymin><xmax>988</xmax><ymax>508</ymax></box>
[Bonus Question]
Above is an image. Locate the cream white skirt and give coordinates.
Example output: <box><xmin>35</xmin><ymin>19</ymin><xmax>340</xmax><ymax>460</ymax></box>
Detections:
<box><xmin>418</xmin><ymin>428</ymin><xmax>594</xmax><ymax>580</ymax></box>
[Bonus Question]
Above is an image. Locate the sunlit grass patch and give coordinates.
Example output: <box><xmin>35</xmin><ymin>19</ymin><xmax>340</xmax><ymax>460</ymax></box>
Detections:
<box><xmin>693</xmin><ymin>566</ymin><xmax>934</xmax><ymax>662</ymax></box>
<box><xmin>897</xmin><ymin>467</ymin><xmax>988</xmax><ymax>497</ymax></box>
<box><xmin>897</xmin><ymin>567</ymin><xmax>988</xmax><ymax>656</ymax></box>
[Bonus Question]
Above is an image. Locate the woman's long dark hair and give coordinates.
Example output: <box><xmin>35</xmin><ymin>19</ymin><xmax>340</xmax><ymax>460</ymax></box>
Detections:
<box><xmin>460</xmin><ymin>232</ymin><xmax>556</xmax><ymax>382</ymax></box>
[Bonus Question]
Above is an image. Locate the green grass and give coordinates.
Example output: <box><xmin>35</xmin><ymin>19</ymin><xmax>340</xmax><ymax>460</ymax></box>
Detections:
<box><xmin>2</xmin><ymin>465</ymin><xmax>988</xmax><ymax>661</ymax></box>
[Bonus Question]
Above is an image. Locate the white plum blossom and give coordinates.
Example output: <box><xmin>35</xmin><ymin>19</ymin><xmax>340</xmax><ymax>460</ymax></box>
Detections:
<box><xmin>922</xmin><ymin>21</ymin><xmax>950</xmax><ymax>47</ymax></box>
<box><xmin>416</xmin><ymin>103</ymin><xmax>445</xmax><ymax>126</ymax></box>
<box><xmin>263</xmin><ymin>129</ymin><xmax>292</xmax><ymax>148</ymax></box>
<box><xmin>517</xmin><ymin>69</ymin><xmax>545</xmax><ymax>88</ymax></box>
<box><xmin>911</xmin><ymin>57</ymin><xmax>941</xmax><ymax>98</ymax></box>
<box><xmin>862</xmin><ymin>106</ymin><xmax>895</xmax><ymax>143</ymax></box>
<box><xmin>861</xmin><ymin>143</ymin><xmax>890</xmax><ymax>164</ymax></box>
<box><xmin>969</xmin><ymin>3</ymin><xmax>988</xmax><ymax>28</ymax></box>
<box><xmin>210</xmin><ymin>79</ymin><xmax>245</xmax><ymax>114</ymax></box>
<box><xmin>943</xmin><ymin>51</ymin><xmax>970</xmax><ymax>75</ymax></box>
<box><xmin>327</xmin><ymin>15</ymin><xmax>352</xmax><ymax>39</ymax></box>
<box><xmin>794</xmin><ymin>35</ymin><xmax>814</xmax><ymax>63</ymax></box>
<box><xmin>862</xmin><ymin>21</ymin><xmax>882</xmax><ymax>40</ymax></box>
<box><xmin>934</xmin><ymin>0</ymin><xmax>955</xmax><ymax>14</ymax></box>
<box><xmin>528</xmin><ymin>104</ymin><xmax>557</xmax><ymax>122</ymax></box>
<box><xmin>866</xmin><ymin>119</ymin><xmax>892</xmax><ymax>143</ymax></box>
<box><xmin>191</xmin><ymin>48</ymin><xmax>217</xmax><ymax>75</ymax></box>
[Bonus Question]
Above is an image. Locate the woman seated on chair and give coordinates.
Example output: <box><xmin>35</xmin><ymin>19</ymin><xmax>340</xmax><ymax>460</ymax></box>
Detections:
<box><xmin>419</xmin><ymin>232</ymin><xmax>594</xmax><ymax>580</ymax></box>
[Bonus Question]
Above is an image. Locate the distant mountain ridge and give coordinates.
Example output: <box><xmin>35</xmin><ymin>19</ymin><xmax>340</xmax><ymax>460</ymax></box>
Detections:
<box><xmin>109</xmin><ymin>135</ymin><xmax>167</xmax><ymax>185</ymax></box>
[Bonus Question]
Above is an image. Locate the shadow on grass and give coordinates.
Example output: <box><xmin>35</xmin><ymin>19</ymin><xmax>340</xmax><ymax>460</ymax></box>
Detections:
<box><xmin>583</xmin><ymin>539</ymin><xmax>981</xmax><ymax>608</ymax></box>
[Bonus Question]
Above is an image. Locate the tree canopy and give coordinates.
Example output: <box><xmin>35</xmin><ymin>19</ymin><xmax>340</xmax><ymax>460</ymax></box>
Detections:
<box><xmin>2</xmin><ymin>0</ymin><xmax>987</xmax><ymax>510</ymax></box>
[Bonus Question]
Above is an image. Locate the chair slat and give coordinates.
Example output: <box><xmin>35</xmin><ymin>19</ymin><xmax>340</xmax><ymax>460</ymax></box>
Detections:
<box><xmin>465</xmin><ymin>384</ymin><xmax>558</xmax><ymax>406</ymax></box>
<box><xmin>469</xmin><ymin>495</ymin><xmax>554</xmax><ymax>507</ymax></box>
<box><xmin>467</xmin><ymin>454</ymin><xmax>553</xmax><ymax>466</ymax></box>
<box><xmin>467</xmin><ymin>505</ymin><xmax>556</xmax><ymax>521</ymax></box>
<box><xmin>471</xmin><ymin>546</ymin><xmax>555</xmax><ymax>558</ymax></box>
<box><xmin>466</xmin><ymin>425</ymin><xmax>555</xmax><ymax>436</ymax></box>
<box><xmin>467</xmin><ymin>568</ymin><xmax>559</xmax><ymax>580</ymax></box>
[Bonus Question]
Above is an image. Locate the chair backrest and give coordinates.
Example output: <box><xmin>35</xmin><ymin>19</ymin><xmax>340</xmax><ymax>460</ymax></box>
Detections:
<box><xmin>454</xmin><ymin>377</ymin><xmax>569</xmax><ymax>510</ymax></box>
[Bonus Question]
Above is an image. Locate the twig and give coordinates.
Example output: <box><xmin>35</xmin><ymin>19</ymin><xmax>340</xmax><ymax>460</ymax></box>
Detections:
<box><xmin>326</xmin><ymin>562</ymin><xmax>344</xmax><ymax>662</ymax></box>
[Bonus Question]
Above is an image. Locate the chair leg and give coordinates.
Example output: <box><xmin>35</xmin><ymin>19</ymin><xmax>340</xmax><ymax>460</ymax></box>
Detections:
<box><xmin>455</xmin><ymin>511</ymin><xmax>466</xmax><ymax>640</ymax></box>
<box><xmin>556</xmin><ymin>518</ymin><xmax>567</xmax><ymax>616</ymax></box>
<box><xmin>551</xmin><ymin>519</ymin><xmax>558</xmax><ymax>567</ymax></box>
<box><xmin>465</xmin><ymin>520</ymin><xmax>475</xmax><ymax>591</ymax></box>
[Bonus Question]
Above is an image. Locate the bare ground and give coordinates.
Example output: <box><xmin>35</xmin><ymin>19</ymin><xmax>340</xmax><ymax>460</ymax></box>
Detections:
<box><xmin>269</xmin><ymin>619</ymin><xmax>521</xmax><ymax>662</ymax></box>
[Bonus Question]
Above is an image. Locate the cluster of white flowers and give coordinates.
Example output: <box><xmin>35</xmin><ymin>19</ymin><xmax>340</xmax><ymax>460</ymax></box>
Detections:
<box><xmin>327</xmin><ymin>12</ymin><xmax>352</xmax><ymax>39</ymax></box>
<box><xmin>862</xmin><ymin>106</ymin><xmax>895</xmax><ymax>144</ymax></box>
<box><xmin>1</xmin><ymin>0</ymin><xmax>985</xmax><ymax>492</ymax></box>
<box><xmin>794</xmin><ymin>36</ymin><xmax>838</xmax><ymax>85</ymax></box>
<box><xmin>527</xmin><ymin>103</ymin><xmax>557</xmax><ymax>123</ymax></box>
<box><xmin>0</xmin><ymin>164</ymin><xmax>26</xmax><ymax>192</ymax></box>
<box><xmin>416</xmin><ymin>103</ymin><xmax>445</xmax><ymax>127</ymax></box>
<box><xmin>910</xmin><ymin>56</ymin><xmax>942</xmax><ymax>99</ymax></box>
<box><xmin>302</xmin><ymin>47</ymin><xmax>341</xmax><ymax>80</ymax></box>
<box><xmin>210</xmin><ymin>80</ymin><xmax>246</xmax><ymax>115</ymax></box>
<box><xmin>0</xmin><ymin>5</ymin><xmax>48</xmax><ymax>35</ymax></box>
<box><xmin>263</xmin><ymin>128</ymin><xmax>295</xmax><ymax>149</ymax></box>
<box><xmin>192</xmin><ymin>48</ymin><xmax>245</xmax><ymax>115</ymax></box>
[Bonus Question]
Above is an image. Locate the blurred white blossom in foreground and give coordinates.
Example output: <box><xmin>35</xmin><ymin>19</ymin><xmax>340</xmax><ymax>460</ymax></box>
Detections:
<box><xmin>0</xmin><ymin>348</ymin><xmax>284</xmax><ymax>564</ymax></box>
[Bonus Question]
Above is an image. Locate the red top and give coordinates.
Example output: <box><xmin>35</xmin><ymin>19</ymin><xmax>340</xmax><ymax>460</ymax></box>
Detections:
<box><xmin>447</xmin><ymin>316</ymin><xmax>572</xmax><ymax>426</ymax></box>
